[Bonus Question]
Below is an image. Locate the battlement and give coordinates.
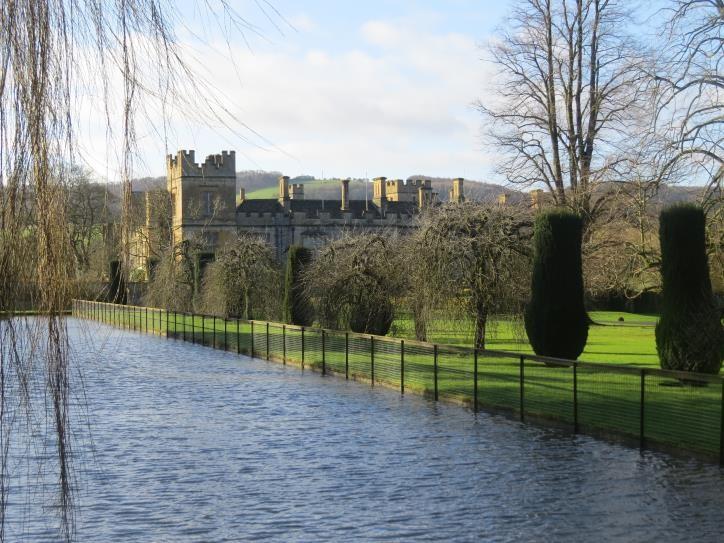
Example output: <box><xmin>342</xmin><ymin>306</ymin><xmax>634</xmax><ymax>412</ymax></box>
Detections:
<box><xmin>167</xmin><ymin>149</ymin><xmax>236</xmax><ymax>179</ymax></box>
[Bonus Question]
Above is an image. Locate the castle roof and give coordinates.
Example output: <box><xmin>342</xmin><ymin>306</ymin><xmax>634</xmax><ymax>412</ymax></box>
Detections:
<box><xmin>236</xmin><ymin>198</ymin><xmax>419</xmax><ymax>220</ymax></box>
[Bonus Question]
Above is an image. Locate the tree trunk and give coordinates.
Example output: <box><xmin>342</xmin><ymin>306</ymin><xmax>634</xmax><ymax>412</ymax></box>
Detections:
<box><xmin>412</xmin><ymin>299</ymin><xmax>427</xmax><ymax>342</ymax></box>
<box><xmin>474</xmin><ymin>309</ymin><xmax>488</xmax><ymax>351</ymax></box>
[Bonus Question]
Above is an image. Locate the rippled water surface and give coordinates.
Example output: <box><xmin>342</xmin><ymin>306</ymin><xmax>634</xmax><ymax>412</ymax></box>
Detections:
<box><xmin>7</xmin><ymin>318</ymin><xmax>724</xmax><ymax>541</ymax></box>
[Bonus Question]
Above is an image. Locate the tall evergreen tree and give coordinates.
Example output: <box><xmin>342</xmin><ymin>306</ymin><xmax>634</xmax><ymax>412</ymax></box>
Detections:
<box><xmin>655</xmin><ymin>205</ymin><xmax>723</xmax><ymax>374</ymax></box>
<box><xmin>525</xmin><ymin>210</ymin><xmax>589</xmax><ymax>359</ymax></box>
<box><xmin>283</xmin><ymin>246</ymin><xmax>313</xmax><ymax>326</ymax></box>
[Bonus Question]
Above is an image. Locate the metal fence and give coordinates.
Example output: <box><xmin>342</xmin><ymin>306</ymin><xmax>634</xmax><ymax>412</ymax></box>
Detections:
<box><xmin>72</xmin><ymin>299</ymin><xmax>724</xmax><ymax>464</ymax></box>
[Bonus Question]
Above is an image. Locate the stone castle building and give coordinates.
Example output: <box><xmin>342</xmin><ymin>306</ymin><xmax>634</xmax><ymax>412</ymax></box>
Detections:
<box><xmin>131</xmin><ymin>149</ymin><xmax>465</xmax><ymax>275</ymax></box>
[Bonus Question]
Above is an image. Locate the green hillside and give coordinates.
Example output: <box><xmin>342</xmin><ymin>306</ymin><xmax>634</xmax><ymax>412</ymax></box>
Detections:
<box><xmin>245</xmin><ymin>179</ymin><xmax>364</xmax><ymax>200</ymax></box>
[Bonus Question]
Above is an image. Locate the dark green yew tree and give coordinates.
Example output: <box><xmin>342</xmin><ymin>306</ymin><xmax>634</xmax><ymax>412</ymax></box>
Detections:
<box><xmin>283</xmin><ymin>245</ymin><xmax>313</xmax><ymax>326</ymax></box>
<box><xmin>655</xmin><ymin>204</ymin><xmax>723</xmax><ymax>374</ymax></box>
<box><xmin>524</xmin><ymin>210</ymin><xmax>588</xmax><ymax>359</ymax></box>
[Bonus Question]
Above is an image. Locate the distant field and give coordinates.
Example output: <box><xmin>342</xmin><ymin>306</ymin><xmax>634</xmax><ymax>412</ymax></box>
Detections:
<box><xmin>245</xmin><ymin>179</ymin><xmax>356</xmax><ymax>199</ymax></box>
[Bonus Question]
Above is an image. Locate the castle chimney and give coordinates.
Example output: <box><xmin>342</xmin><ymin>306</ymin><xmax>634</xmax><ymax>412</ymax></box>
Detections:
<box><xmin>237</xmin><ymin>187</ymin><xmax>246</xmax><ymax>206</ymax></box>
<box><xmin>451</xmin><ymin>178</ymin><xmax>464</xmax><ymax>203</ymax></box>
<box><xmin>279</xmin><ymin>176</ymin><xmax>290</xmax><ymax>207</ymax></box>
<box><xmin>373</xmin><ymin>177</ymin><xmax>387</xmax><ymax>205</ymax></box>
<box><xmin>418</xmin><ymin>179</ymin><xmax>433</xmax><ymax>210</ymax></box>
<box><xmin>530</xmin><ymin>189</ymin><xmax>544</xmax><ymax>210</ymax></box>
<box><xmin>290</xmin><ymin>183</ymin><xmax>304</xmax><ymax>200</ymax></box>
<box><xmin>341</xmin><ymin>178</ymin><xmax>350</xmax><ymax>211</ymax></box>
<box><xmin>498</xmin><ymin>193</ymin><xmax>508</xmax><ymax>206</ymax></box>
<box><xmin>418</xmin><ymin>186</ymin><xmax>427</xmax><ymax>210</ymax></box>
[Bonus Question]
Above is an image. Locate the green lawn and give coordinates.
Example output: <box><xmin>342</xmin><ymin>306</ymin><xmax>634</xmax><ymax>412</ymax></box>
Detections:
<box><xmin>75</xmin><ymin>302</ymin><xmax>723</xmax><ymax>462</ymax></box>
<box><xmin>390</xmin><ymin>312</ymin><xmax>661</xmax><ymax>367</ymax></box>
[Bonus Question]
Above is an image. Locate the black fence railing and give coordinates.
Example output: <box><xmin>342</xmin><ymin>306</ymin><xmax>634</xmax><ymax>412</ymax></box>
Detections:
<box><xmin>71</xmin><ymin>299</ymin><xmax>724</xmax><ymax>464</ymax></box>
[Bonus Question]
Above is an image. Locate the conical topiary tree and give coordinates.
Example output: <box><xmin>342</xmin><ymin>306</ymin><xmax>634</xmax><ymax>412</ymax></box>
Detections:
<box><xmin>283</xmin><ymin>245</ymin><xmax>313</xmax><ymax>326</ymax></box>
<box><xmin>655</xmin><ymin>204</ymin><xmax>723</xmax><ymax>374</ymax></box>
<box><xmin>524</xmin><ymin>209</ymin><xmax>589</xmax><ymax>359</ymax></box>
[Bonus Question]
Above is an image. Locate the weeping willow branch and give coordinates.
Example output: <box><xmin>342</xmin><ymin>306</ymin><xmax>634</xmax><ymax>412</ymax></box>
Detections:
<box><xmin>0</xmin><ymin>1</ymin><xmax>280</xmax><ymax>540</ymax></box>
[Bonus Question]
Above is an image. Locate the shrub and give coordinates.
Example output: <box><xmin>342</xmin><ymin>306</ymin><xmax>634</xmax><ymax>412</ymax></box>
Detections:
<box><xmin>349</xmin><ymin>291</ymin><xmax>394</xmax><ymax>336</ymax></box>
<box><xmin>525</xmin><ymin>209</ymin><xmax>588</xmax><ymax>359</ymax></box>
<box><xmin>283</xmin><ymin>246</ymin><xmax>313</xmax><ymax>326</ymax></box>
<box><xmin>655</xmin><ymin>204</ymin><xmax>723</xmax><ymax>374</ymax></box>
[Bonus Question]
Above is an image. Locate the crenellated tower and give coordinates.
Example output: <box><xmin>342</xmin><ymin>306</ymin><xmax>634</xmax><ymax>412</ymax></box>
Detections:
<box><xmin>167</xmin><ymin>149</ymin><xmax>237</xmax><ymax>250</ymax></box>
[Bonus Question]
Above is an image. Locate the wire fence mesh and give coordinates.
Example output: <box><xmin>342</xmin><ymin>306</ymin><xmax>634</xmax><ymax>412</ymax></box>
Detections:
<box><xmin>71</xmin><ymin>300</ymin><xmax>724</xmax><ymax>464</ymax></box>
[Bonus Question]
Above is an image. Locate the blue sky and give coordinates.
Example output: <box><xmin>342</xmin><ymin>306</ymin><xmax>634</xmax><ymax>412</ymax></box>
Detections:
<box><xmin>80</xmin><ymin>1</ymin><xmax>513</xmax><ymax>181</ymax></box>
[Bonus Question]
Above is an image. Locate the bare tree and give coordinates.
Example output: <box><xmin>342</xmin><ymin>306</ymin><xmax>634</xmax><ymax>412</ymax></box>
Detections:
<box><xmin>654</xmin><ymin>0</ymin><xmax>723</xmax><ymax>202</ymax></box>
<box><xmin>304</xmin><ymin>232</ymin><xmax>405</xmax><ymax>334</ymax></box>
<box><xmin>67</xmin><ymin>167</ymin><xmax>118</xmax><ymax>275</ymax></box>
<box><xmin>653</xmin><ymin>1</ymin><xmax>723</xmax><ymax>297</ymax></box>
<box><xmin>408</xmin><ymin>203</ymin><xmax>532</xmax><ymax>350</ymax></box>
<box><xmin>200</xmin><ymin>235</ymin><xmax>281</xmax><ymax>320</ymax></box>
<box><xmin>144</xmin><ymin>238</ymin><xmax>203</xmax><ymax>313</ymax></box>
<box><xmin>478</xmin><ymin>0</ymin><xmax>649</xmax><ymax>226</ymax></box>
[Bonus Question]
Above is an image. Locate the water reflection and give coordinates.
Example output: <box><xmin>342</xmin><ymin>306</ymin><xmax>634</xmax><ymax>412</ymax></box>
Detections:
<box><xmin>5</xmin><ymin>318</ymin><xmax>724</xmax><ymax>542</ymax></box>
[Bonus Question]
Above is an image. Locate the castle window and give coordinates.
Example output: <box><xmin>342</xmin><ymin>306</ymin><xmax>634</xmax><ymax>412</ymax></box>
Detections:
<box><xmin>203</xmin><ymin>191</ymin><xmax>213</xmax><ymax>217</ymax></box>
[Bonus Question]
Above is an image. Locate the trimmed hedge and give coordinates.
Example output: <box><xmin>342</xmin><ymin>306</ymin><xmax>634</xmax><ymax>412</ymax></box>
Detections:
<box><xmin>655</xmin><ymin>204</ymin><xmax>723</xmax><ymax>374</ymax></box>
<box><xmin>283</xmin><ymin>245</ymin><xmax>313</xmax><ymax>326</ymax></box>
<box><xmin>524</xmin><ymin>209</ymin><xmax>589</xmax><ymax>359</ymax></box>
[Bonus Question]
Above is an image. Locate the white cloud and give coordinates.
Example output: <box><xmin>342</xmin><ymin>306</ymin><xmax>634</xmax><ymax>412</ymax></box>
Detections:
<box><xmin>288</xmin><ymin>13</ymin><xmax>316</xmax><ymax>33</ymax></box>
<box><xmin>78</xmin><ymin>14</ymin><xmax>498</xmax><ymax>182</ymax></box>
<box><xmin>360</xmin><ymin>20</ymin><xmax>400</xmax><ymax>48</ymax></box>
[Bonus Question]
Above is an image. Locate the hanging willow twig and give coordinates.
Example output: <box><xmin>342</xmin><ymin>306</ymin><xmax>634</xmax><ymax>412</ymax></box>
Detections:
<box><xmin>0</xmin><ymin>2</ymin><xmax>280</xmax><ymax>540</ymax></box>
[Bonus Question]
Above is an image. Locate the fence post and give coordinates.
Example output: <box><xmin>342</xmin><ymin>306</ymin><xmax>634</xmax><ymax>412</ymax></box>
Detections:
<box><xmin>283</xmin><ymin>325</ymin><xmax>287</xmax><ymax>364</ymax></box>
<box><xmin>519</xmin><ymin>355</ymin><xmax>525</xmax><ymax>422</ymax></box>
<box><xmin>345</xmin><ymin>332</ymin><xmax>349</xmax><ymax>380</ymax></box>
<box><xmin>322</xmin><ymin>330</ymin><xmax>326</xmax><ymax>375</ymax></box>
<box><xmin>400</xmin><ymin>340</ymin><xmax>405</xmax><ymax>395</ymax></box>
<box><xmin>237</xmin><ymin>319</ymin><xmax>241</xmax><ymax>354</ymax></box>
<box><xmin>433</xmin><ymin>344</ymin><xmax>438</xmax><ymax>401</ymax></box>
<box><xmin>250</xmin><ymin>321</ymin><xmax>254</xmax><ymax>356</ymax></box>
<box><xmin>145</xmin><ymin>306</ymin><xmax>148</xmax><ymax>333</ymax></box>
<box><xmin>165</xmin><ymin>310</ymin><xmax>169</xmax><ymax>338</ymax></box>
<box><xmin>213</xmin><ymin>316</ymin><xmax>217</xmax><ymax>348</ymax></box>
<box><xmin>573</xmin><ymin>363</ymin><xmax>579</xmax><ymax>433</ymax></box>
<box><xmin>370</xmin><ymin>336</ymin><xmax>375</xmax><ymax>386</ymax></box>
<box><xmin>640</xmin><ymin>369</ymin><xmax>646</xmax><ymax>450</ymax></box>
<box><xmin>282</xmin><ymin>324</ymin><xmax>287</xmax><ymax>366</ymax></box>
<box><xmin>301</xmin><ymin>327</ymin><xmax>305</xmax><ymax>370</ymax></box>
<box><xmin>473</xmin><ymin>349</ymin><xmax>478</xmax><ymax>413</ymax></box>
<box><xmin>266</xmin><ymin>322</ymin><xmax>270</xmax><ymax>360</ymax></box>
<box><xmin>224</xmin><ymin>318</ymin><xmax>227</xmax><ymax>351</ymax></box>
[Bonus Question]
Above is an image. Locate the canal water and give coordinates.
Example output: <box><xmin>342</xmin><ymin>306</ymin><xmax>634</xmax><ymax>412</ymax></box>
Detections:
<box><xmin>6</xmin><ymin>318</ymin><xmax>724</xmax><ymax>541</ymax></box>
